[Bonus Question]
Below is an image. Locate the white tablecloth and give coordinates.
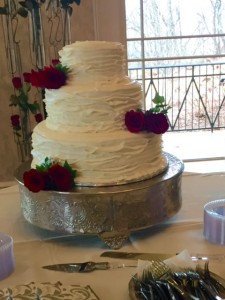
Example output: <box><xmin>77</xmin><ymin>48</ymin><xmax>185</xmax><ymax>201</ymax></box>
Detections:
<box><xmin>0</xmin><ymin>172</ymin><xmax>225</xmax><ymax>299</ymax></box>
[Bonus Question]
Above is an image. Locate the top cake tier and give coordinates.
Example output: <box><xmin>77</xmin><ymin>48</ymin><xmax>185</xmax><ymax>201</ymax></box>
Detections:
<box><xmin>59</xmin><ymin>41</ymin><xmax>126</xmax><ymax>82</ymax></box>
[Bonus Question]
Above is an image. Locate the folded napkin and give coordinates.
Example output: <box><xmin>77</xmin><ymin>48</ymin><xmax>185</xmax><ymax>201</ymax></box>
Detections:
<box><xmin>163</xmin><ymin>249</ymin><xmax>196</xmax><ymax>269</ymax></box>
<box><xmin>136</xmin><ymin>249</ymin><xmax>196</xmax><ymax>278</ymax></box>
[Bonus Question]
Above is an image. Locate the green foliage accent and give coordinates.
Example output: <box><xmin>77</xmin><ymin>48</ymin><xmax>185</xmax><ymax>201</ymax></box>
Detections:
<box><xmin>149</xmin><ymin>92</ymin><xmax>171</xmax><ymax>114</ymax></box>
<box><xmin>19</xmin><ymin>0</ymin><xmax>39</xmax><ymax>11</ymax></box>
<box><xmin>35</xmin><ymin>157</ymin><xmax>77</xmax><ymax>188</ymax></box>
<box><xmin>28</xmin><ymin>101</ymin><xmax>40</xmax><ymax>114</ymax></box>
<box><xmin>55</xmin><ymin>64</ymin><xmax>70</xmax><ymax>76</ymax></box>
<box><xmin>36</xmin><ymin>157</ymin><xmax>53</xmax><ymax>172</ymax></box>
<box><xmin>64</xmin><ymin>160</ymin><xmax>77</xmax><ymax>180</ymax></box>
<box><xmin>10</xmin><ymin>84</ymin><xmax>39</xmax><ymax>115</ymax></box>
<box><xmin>17</xmin><ymin>6</ymin><xmax>28</xmax><ymax>17</ymax></box>
<box><xmin>0</xmin><ymin>6</ymin><xmax>8</xmax><ymax>14</ymax></box>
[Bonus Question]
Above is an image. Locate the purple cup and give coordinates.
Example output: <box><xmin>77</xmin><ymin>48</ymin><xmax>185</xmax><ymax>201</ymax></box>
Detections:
<box><xmin>204</xmin><ymin>199</ymin><xmax>225</xmax><ymax>245</ymax></box>
<box><xmin>0</xmin><ymin>233</ymin><xmax>14</xmax><ymax>280</ymax></box>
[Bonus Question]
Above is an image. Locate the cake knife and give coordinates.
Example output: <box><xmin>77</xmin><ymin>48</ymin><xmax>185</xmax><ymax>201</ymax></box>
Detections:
<box><xmin>100</xmin><ymin>251</ymin><xmax>225</xmax><ymax>262</ymax></box>
<box><xmin>42</xmin><ymin>261</ymin><xmax>137</xmax><ymax>273</ymax></box>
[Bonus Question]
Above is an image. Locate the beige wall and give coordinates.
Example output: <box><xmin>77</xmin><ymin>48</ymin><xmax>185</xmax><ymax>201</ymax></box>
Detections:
<box><xmin>0</xmin><ymin>0</ymin><xmax>125</xmax><ymax>183</ymax></box>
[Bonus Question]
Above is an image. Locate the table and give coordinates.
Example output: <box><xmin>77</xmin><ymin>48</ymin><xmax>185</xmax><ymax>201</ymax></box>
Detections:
<box><xmin>0</xmin><ymin>171</ymin><xmax>225</xmax><ymax>299</ymax></box>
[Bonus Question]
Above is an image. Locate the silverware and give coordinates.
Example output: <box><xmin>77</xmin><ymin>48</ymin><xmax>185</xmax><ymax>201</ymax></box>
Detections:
<box><xmin>100</xmin><ymin>251</ymin><xmax>225</xmax><ymax>262</ymax></box>
<box><xmin>42</xmin><ymin>261</ymin><xmax>137</xmax><ymax>273</ymax></box>
<box><xmin>132</xmin><ymin>259</ymin><xmax>225</xmax><ymax>300</ymax></box>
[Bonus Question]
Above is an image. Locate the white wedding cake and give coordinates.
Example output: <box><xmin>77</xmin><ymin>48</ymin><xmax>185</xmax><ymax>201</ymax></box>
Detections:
<box><xmin>31</xmin><ymin>41</ymin><xmax>168</xmax><ymax>186</ymax></box>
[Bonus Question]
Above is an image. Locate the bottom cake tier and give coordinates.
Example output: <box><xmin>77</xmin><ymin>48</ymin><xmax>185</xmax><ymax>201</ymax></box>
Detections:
<box><xmin>15</xmin><ymin>152</ymin><xmax>184</xmax><ymax>249</ymax></box>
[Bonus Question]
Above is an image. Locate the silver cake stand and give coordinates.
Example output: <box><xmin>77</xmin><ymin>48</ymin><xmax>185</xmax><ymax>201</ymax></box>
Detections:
<box><xmin>15</xmin><ymin>153</ymin><xmax>184</xmax><ymax>249</ymax></box>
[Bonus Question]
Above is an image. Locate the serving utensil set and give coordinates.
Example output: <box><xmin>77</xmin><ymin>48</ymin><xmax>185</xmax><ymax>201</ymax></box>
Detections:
<box><xmin>131</xmin><ymin>259</ymin><xmax>225</xmax><ymax>300</ymax></box>
<box><xmin>42</xmin><ymin>251</ymin><xmax>225</xmax><ymax>299</ymax></box>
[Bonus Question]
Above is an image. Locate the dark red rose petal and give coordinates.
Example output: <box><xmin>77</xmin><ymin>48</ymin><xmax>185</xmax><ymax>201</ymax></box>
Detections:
<box><xmin>52</xmin><ymin>59</ymin><xmax>60</xmax><ymax>66</ymax></box>
<box><xmin>30</xmin><ymin>67</ymin><xmax>67</xmax><ymax>89</ymax></box>
<box><xmin>11</xmin><ymin>114</ymin><xmax>20</xmax><ymax>127</ymax></box>
<box><xmin>43</xmin><ymin>66</ymin><xmax>67</xmax><ymax>89</ymax></box>
<box><xmin>48</xmin><ymin>164</ymin><xmax>72</xmax><ymax>191</ymax></box>
<box><xmin>30</xmin><ymin>69</ymin><xmax>46</xmax><ymax>88</ymax></box>
<box><xmin>35</xmin><ymin>113</ymin><xmax>43</xmax><ymax>123</ymax></box>
<box><xmin>23</xmin><ymin>169</ymin><xmax>46</xmax><ymax>193</ymax></box>
<box><xmin>23</xmin><ymin>72</ymin><xmax>32</xmax><ymax>83</ymax></box>
<box><xmin>144</xmin><ymin>113</ymin><xmax>169</xmax><ymax>134</ymax></box>
<box><xmin>12</xmin><ymin>77</ymin><xmax>22</xmax><ymax>89</ymax></box>
<box><xmin>125</xmin><ymin>110</ymin><xmax>145</xmax><ymax>133</ymax></box>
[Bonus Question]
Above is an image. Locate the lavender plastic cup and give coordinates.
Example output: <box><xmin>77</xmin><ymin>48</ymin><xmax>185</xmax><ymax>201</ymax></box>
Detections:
<box><xmin>0</xmin><ymin>233</ymin><xmax>14</xmax><ymax>280</ymax></box>
<box><xmin>204</xmin><ymin>199</ymin><xmax>225</xmax><ymax>245</ymax></box>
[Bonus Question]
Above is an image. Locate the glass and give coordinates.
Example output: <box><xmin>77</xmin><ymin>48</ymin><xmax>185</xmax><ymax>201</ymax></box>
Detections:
<box><xmin>0</xmin><ymin>233</ymin><xmax>14</xmax><ymax>280</ymax></box>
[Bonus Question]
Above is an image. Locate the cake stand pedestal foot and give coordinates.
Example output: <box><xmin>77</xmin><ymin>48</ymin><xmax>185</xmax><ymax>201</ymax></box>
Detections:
<box><xmin>100</xmin><ymin>232</ymin><xmax>129</xmax><ymax>249</ymax></box>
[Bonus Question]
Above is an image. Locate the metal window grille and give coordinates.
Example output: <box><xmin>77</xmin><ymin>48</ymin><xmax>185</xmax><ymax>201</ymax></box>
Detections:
<box><xmin>125</xmin><ymin>0</ymin><xmax>225</xmax><ymax>131</ymax></box>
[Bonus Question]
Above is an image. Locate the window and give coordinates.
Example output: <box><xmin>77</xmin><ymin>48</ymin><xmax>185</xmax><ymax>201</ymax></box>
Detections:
<box><xmin>126</xmin><ymin>0</ymin><xmax>225</xmax><ymax>68</ymax></box>
<box><xmin>125</xmin><ymin>0</ymin><xmax>225</xmax><ymax>132</ymax></box>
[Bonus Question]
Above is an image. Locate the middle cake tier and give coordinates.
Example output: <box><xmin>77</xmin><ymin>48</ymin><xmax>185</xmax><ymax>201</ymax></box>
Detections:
<box><xmin>31</xmin><ymin>122</ymin><xmax>168</xmax><ymax>186</ymax></box>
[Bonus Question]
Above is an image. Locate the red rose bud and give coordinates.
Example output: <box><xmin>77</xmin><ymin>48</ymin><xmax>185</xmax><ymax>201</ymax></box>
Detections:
<box><xmin>52</xmin><ymin>59</ymin><xmax>60</xmax><ymax>66</ymax></box>
<box><xmin>35</xmin><ymin>113</ymin><xmax>43</xmax><ymax>123</ymax></box>
<box><xmin>48</xmin><ymin>164</ymin><xmax>72</xmax><ymax>191</ymax></box>
<box><xmin>23</xmin><ymin>72</ymin><xmax>32</xmax><ymax>83</ymax></box>
<box><xmin>23</xmin><ymin>169</ymin><xmax>46</xmax><ymax>193</ymax></box>
<box><xmin>12</xmin><ymin>77</ymin><xmax>22</xmax><ymax>89</ymax></box>
<box><xmin>10</xmin><ymin>114</ymin><xmax>20</xmax><ymax>127</ymax></box>
<box><xmin>144</xmin><ymin>113</ymin><xmax>169</xmax><ymax>134</ymax></box>
<box><xmin>125</xmin><ymin>110</ymin><xmax>145</xmax><ymax>133</ymax></box>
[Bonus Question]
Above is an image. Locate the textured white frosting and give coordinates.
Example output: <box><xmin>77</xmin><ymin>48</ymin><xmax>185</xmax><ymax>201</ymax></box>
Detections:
<box><xmin>31</xmin><ymin>41</ymin><xmax>167</xmax><ymax>186</ymax></box>
<box><xmin>58</xmin><ymin>41</ymin><xmax>125</xmax><ymax>83</ymax></box>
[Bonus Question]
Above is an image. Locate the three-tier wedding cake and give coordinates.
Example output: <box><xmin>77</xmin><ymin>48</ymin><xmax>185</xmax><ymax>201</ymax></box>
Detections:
<box><xmin>30</xmin><ymin>41</ymin><xmax>168</xmax><ymax>186</ymax></box>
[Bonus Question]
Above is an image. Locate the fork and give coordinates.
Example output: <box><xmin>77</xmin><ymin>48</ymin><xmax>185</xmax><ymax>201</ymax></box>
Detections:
<box><xmin>196</xmin><ymin>261</ymin><xmax>225</xmax><ymax>297</ymax></box>
<box><xmin>141</xmin><ymin>260</ymin><xmax>198</xmax><ymax>300</ymax></box>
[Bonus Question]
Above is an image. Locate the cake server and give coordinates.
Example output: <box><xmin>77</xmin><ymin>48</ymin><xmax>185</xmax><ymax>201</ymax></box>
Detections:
<box><xmin>42</xmin><ymin>261</ymin><xmax>137</xmax><ymax>273</ymax></box>
<box><xmin>100</xmin><ymin>251</ymin><xmax>225</xmax><ymax>262</ymax></box>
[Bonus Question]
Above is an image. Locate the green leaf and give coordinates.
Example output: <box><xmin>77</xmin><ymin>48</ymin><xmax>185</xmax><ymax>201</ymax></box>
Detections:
<box><xmin>152</xmin><ymin>93</ymin><xmax>165</xmax><ymax>105</ymax></box>
<box><xmin>64</xmin><ymin>160</ymin><xmax>77</xmax><ymax>180</ymax></box>
<box><xmin>149</xmin><ymin>93</ymin><xmax>171</xmax><ymax>115</ymax></box>
<box><xmin>36</xmin><ymin>157</ymin><xmax>53</xmax><ymax>172</ymax></box>
<box><xmin>18</xmin><ymin>93</ymin><xmax>29</xmax><ymax>111</ymax></box>
<box><xmin>28</xmin><ymin>101</ymin><xmax>40</xmax><ymax>114</ymax></box>
<box><xmin>25</xmin><ymin>83</ymin><xmax>31</xmax><ymax>93</ymax></box>
<box><xmin>0</xmin><ymin>6</ymin><xmax>8</xmax><ymax>14</ymax></box>
<box><xmin>19</xmin><ymin>0</ymin><xmax>39</xmax><ymax>12</ymax></box>
<box><xmin>17</xmin><ymin>6</ymin><xmax>28</xmax><ymax>17</ymax></box>
<box><xmin>55</xmin><ymin>64</ymin><xmax>70</xmax><ymax>75</ymax></box>
<box><xmin>15</xmin><ymin>131</ymin><xmax>22</xmax><ymax>137</ymax></box>
<box><xmin>9</xmin><ymin>94</ymin><xmax>19</xmax><ymax>106</ymax></box>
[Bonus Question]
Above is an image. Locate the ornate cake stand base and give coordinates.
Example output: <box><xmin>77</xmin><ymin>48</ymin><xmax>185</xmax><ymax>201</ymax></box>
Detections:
<box><xmin>15</xmin><ymin>153</ymin><xmax>184</xmax><ymax>249</ymax></box>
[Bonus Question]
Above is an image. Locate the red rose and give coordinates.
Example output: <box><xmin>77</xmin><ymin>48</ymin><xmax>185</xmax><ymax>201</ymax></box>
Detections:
<box><xmin>23</xmin><ymin>72</ymin><xmax>32</xmax><ymax>83</ymax></box>
<box><xmin>125</xmin><ymin>110</ymin><xmax>145</xmax><ymax>133</ymax></box>
<box><xmin>11</xmin><ymin>114</ymin><xmax>20</xmax><ymax>127</ymax></box>
<box><xmin>35</xmin><ymin>113</ymin><xmax>43</xmax><ymax>123</ymax></box>
<box><xmin>48</xmin><ymin>164</ymin><xmax>72</xmax><ymax>191</ymax></box>
<box><xmin>144</xmin><ymin>113</ymin><xmax>169</xmax><ymax>134</ymax></box>
<box><xmin>12</xmin><ymin>77</ymin><xmax>22</xmax><ymax>89</ymax></box>
<box><xmin>23</xmin><ymin>169</ymin><xmax>46</xmax><ymax>193</ymax></box>
<box><xmin>52</xmin><ymin>59</ymin><xmax>60</xmax><ymax>66</ymax></box>
<box><xmin>43</xmin><ymin>66</ymin><xmax>67</xmax><ymax>89</ymax></box>
<box><xmin>30</xmin><ymin>67</ymin><xmax>67</xmax><ymax>89</ymax></box>
<box><xmin>30</xmin><ymin>69</ymin><xmax>46</xmax><ymax>88</ymax></box>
